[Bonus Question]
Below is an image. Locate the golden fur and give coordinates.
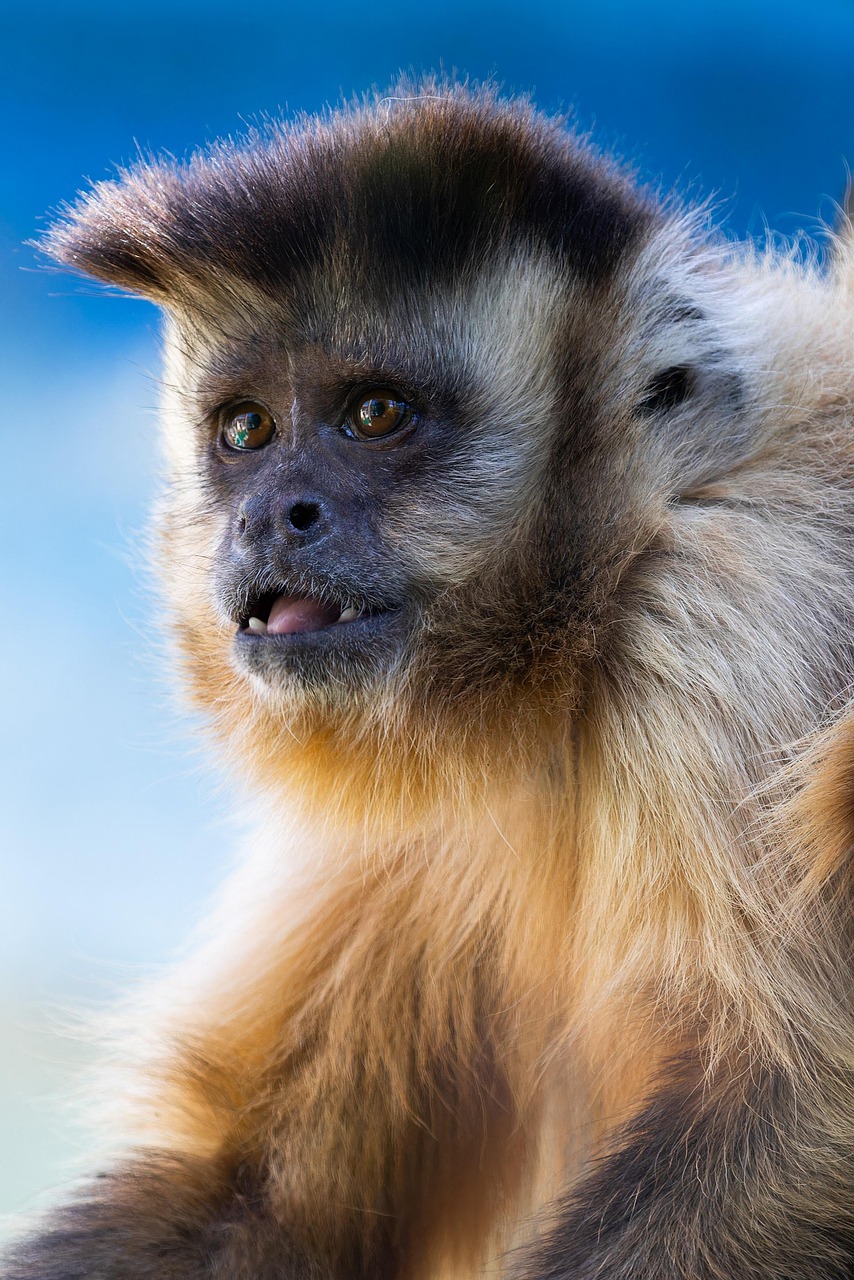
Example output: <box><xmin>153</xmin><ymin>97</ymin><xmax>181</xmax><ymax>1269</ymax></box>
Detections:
<box><xmin>7</xmin><ymin>85</ymin><xmax>854</xmax><ymax>1279</ymax></box>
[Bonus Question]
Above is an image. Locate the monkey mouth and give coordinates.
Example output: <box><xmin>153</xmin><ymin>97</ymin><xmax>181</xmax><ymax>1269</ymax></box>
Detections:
<box><xmin>235</xmin><ymin>587</ymin><xmax>397</xmax><ymax>637</ymax></box>
<box><xmin>230</xmin><ymin>580</ymin><xmax>409</xmax><ymax>686</ymax></box>
<box><xmin>237</xmin><ymin>591</ymin><xmax>377</xmax><ymax>636</ymax></box>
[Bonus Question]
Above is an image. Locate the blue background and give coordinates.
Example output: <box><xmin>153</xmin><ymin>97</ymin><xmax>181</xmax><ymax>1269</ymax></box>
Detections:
<box><xmin>2</xmin><ymin>0</ymin><xmax>853</xmax><ymax>1219</ymax></box>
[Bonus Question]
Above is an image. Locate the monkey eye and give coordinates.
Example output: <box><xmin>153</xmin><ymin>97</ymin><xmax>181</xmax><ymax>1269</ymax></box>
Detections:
<box><xmin>346</xmin><ymin>391</ymin><xmax>412</xmax><ymax>440</ymax></box>
<box><xmin>221</xmin><ymin>402</ymin><xmax>276</xmax><ymax>450</ymax></box>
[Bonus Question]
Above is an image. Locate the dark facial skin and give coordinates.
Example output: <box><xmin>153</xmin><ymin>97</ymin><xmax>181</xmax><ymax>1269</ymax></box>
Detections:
<box><xmin>200</xmin><ymin>337</ymin><xmax>474</xmax><ymax>692</ymax></box>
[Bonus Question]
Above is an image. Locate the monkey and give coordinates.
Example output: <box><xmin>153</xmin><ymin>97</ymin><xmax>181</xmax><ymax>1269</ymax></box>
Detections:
<box><xmin>5</xmin><ymin>80</ymin><xmax>854</xmax><ymax>1279</ymax></box>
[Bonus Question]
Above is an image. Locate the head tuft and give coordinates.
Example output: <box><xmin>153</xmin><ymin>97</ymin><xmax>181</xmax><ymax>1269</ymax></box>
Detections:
<box><xmin>41</xmin><ymin>82</ymin><xmax>656</xmax><ymax>306</ymax></box>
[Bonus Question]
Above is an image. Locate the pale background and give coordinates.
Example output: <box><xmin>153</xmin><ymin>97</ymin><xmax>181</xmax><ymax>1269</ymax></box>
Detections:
<box><xmin>2</xmin><ymin>0</ymin><xmax>853</xmax><ymax>1224</ymax></box>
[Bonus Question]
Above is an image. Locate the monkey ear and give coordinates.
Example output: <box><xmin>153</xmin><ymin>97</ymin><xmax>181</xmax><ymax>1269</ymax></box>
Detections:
<box><xmin>40</xmin><ymin>162</ymin><xmax>194</xmax><ymax>303</ymax></box>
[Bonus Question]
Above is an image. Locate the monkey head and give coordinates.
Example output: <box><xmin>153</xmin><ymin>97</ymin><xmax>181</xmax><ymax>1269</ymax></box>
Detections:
<box><xmin>43</xmin><ymin>88</ymin><xmax>754</xmax><ymax>814</ymax></box>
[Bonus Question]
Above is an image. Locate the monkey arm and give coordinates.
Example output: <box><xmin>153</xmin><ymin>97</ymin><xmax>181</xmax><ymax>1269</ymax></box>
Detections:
<box><xmin>519</xmin><ymin>1049</ymin><xmax>854</xmax><ymax>1280</ymax></box>
<box><xmin>1</xmin><ymin>1153</ymin><xmax>331</xmax><ymax>1280</ymax></box>
<box><xmin>521</xmin><ymin>702</ymin><xmax>854</xmax><ymax>1280</ymax></box>
<box><xmin>2</xmin><ymin>835</ymin><xmax>530</xmax><ymax>1280</ymax></box>
<box><xmin>3</xmin><ymin>896</ymin><xmax>414</xmax><ymax>1276</ymax></box>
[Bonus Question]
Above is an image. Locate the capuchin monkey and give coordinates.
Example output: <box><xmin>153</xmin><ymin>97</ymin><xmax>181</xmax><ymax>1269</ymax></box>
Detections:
<box><xmin>6</xmin><ymin>82</ymin><xmax>854</xmax><ymax>1279</ymax></box>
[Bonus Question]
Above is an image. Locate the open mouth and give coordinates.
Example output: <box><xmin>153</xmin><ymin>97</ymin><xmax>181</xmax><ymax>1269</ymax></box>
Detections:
<box><xmin>231</xmin><ymin>581</ymin><xmax>411</xmax><ymax>687</ymax></box>
<box><xmin>237</xmin><ymin>590</ymin><xmax>393</xmax><ymax>638</ymax></box>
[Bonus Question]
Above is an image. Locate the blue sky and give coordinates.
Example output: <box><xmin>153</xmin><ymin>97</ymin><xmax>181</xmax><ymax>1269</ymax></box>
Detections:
<box><xmin>1</xmin><ymin>0</ymin><xmax>853</xmax><ymax>1213</ymax></box>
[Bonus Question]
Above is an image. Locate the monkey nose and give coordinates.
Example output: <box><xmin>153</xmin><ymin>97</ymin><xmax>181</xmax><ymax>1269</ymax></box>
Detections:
<box><xmin>277</xmin><ymin>496</ymin><xmax>331</xmax><ymax>544</ymax></box>
<box><xmin>236</xmin><ymin>495</ymin><xmax>329</xmax><ymax>546</ymax></box>
<box><xmin>284</xmin><ymin>501</ymin><xmax>322</xmax><ymax>535</ymax></box>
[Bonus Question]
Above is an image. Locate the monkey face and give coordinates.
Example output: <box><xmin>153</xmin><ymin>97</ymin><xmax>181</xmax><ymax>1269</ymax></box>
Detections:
<box><xmin>212</xmin><ymin>376</ymin><xmax>424</xmax><ymax>694</ymax></box>
<box><xmin>157</xmin><ymin>252</ymin><xmax>576</xmax><ymax>711</ymax></box>
<box><xmin>44</xmin><ymin>88</ymin><xmax>753</xmax><ymax>769</ymax></box>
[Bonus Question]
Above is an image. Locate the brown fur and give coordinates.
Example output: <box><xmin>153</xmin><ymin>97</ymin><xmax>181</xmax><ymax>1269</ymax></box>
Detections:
<box><xmin>6</xmin><ymin>82</ymin><xmax>854</xmax><ymax>1278</ymax></box>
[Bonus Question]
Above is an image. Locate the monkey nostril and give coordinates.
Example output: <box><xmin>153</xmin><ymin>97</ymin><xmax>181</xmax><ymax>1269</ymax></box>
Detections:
<box><xmin>287</xmin><ymin>501</ymin><xmax>321</xmax><ymax>533</ymax></box>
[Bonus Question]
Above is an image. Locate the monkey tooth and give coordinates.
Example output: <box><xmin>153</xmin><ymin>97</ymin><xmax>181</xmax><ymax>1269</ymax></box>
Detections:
<box><xmin>243</xmin><ymin>601</ymin><xmax>365</xmax><ymax>636</ymax></box>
